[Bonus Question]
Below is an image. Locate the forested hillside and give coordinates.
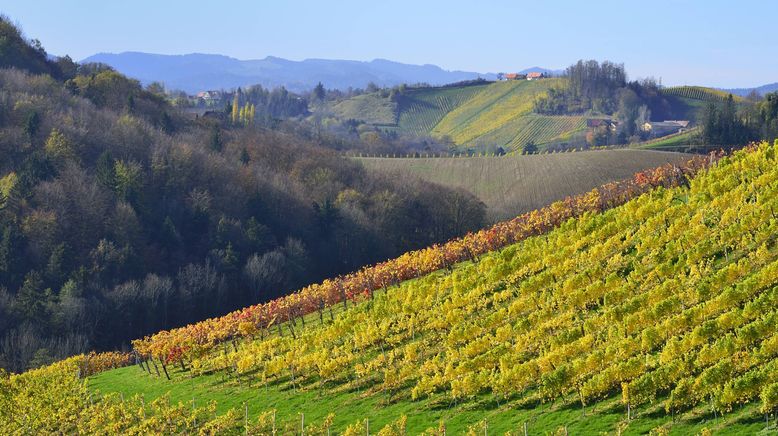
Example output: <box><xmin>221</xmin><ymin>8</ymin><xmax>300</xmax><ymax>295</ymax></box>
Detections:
<box><xmin>4</xmin><ymin>142</ymin><xmax>776</xmax><ymax>434</ymax></box>
<box><xmin>0</xmin><ymin>19</ymin><xmax>486</xmax><ymax>372</ymax></box>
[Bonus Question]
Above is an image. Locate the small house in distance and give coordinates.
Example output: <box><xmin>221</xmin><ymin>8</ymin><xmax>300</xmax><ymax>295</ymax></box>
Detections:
<box><xmin>587</xmin><ymin>118</ymin><xmax>618</xmax><ymax>132</ymax></box>
<box><xmin>500</xmin><ymin>73</ymin><xmax>527</xmax><ymax>80</ymax></box>
<box><xmin>526</xmin><ymin>72</ymin><xmax>543</xmax><ymax>80</ymax></box>
<box><xmin>195</xmin><ymin>90</ymin><xmax>223</xmax><ymax>104</ymax></box>
<box><xmin>641</xmin><ymin>120</ymin><xmax>690</xmax><ymax>137</ymax></box>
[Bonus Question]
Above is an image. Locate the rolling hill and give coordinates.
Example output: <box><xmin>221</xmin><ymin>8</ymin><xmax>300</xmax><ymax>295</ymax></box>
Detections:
<box><xmin>358</xmin><ymin>149</ymin><xmax>689</xmax><ymax>221</ymax></box>
<box><xmin>329</xmin><ymin>79</ymin><xmax>589</xmax><ymax>152</ymax></box>
<box><xmin>330</xmin><ymin>81</ymin><xmax>742</xmax><ymax>153</ymax></box>
<box><xmin>5</xmin><ymin>142</ymin><xmax>777</xmax><ymax>434</ymax></box>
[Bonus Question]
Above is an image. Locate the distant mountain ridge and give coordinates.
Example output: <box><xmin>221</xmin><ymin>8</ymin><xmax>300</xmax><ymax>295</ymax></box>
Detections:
<box><xmin>82</xmin><ymin>52</ymin><xmax>508</xmax><ymax>93</ymax></box>
<box><xmin>722</xmin><ymin>82</ymin><xmax>778</xmax><ymax>97</ymax></box>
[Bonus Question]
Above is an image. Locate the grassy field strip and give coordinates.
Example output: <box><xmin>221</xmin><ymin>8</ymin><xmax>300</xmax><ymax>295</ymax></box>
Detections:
<box><xmin>358</xmin><ymin>149</ymin><xmax>688</xmax><ymax>221</ymax></box>
<box><xmin>90</xmin><ymin>362</ymin><xmax>764</xmax><ymax>434</ymax></box>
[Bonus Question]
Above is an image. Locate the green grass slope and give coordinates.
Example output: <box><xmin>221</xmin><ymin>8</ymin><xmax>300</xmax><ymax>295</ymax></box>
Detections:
<box><xmin>330</xmin><ymin>92</ymin><xmax>398</xmax><ymax>125</ymax></box>
<box><xmin>358</xmin><ymin>150</ymin><xmax>688</xmax><ymax>221</ymax></box>
<box><xmin>85</xmin><ymin>143</ymin><xmax>778</xmax><ymax>434</ymax></box>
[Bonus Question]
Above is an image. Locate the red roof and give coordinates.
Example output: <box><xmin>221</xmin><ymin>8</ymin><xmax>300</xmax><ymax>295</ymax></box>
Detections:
<box><xmin>527</xmin><ymin>72</ymin><xmax>543</xmax><ymax>78</ymax></box>
<box><xmin>587</xmin><ymin>119</ymin><xmax>611</xmax><ymax>128</ymax></box>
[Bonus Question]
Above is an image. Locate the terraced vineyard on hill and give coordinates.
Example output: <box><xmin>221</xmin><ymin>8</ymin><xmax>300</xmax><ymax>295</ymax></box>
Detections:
<box><xmin>4</xmin><ymin>142</ymin><xmax>777</xmax><ymax>434</ymax></box>
<box><xmin>396</xmin><ymin>84</ymin><xmax>490</xmax><ymax>135</ymax></box>
<box><xmin>431</xmin><ymin>80</ymin><xmax>564</xmax><ymax>148</ymax></box>
<box><xmin>326</xmin><ymin>79</ymin><xmax>591</xmax><ymax>152</ymax></box>
<box><xmin>327</xmin><ymin>81</ymin><xmax>745</xmax><ymax>153</ymax></box>
<box><xmin>505</xmin><ymin>114</ymin><xmax>586</xmax><ymax>149</ymax></box>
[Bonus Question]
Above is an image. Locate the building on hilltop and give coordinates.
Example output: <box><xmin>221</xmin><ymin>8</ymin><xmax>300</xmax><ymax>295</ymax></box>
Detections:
<box><xmin>587</xmin><ymin>118</ymin><xmax>618</xmax><ymax>132</ymax></box>
<box><xmin>641</xmin><ymin>120</ymin><xmax>690</xmax><ymax>137</ymax></box>
<box><xmin>196</xmin><ymin>90</ymin><xmax>223</xmax><ymax>102</ymax></box>
<box><xmin>526</xmin><ymin>72</ymin><xmax>544</xmax><ymax>80</ymax></box>
<box><xmin>499</xmin><ymin>73</ymin><xmax>527</xmax><ymax>81</ymax></box>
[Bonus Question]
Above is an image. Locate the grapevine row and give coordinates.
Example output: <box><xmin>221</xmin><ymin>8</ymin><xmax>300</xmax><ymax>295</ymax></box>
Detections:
<box><xmin>131</xmin><ymin>149</ymin><xmax>719</xmax><ymax>366</ymax></box>
<box><xmin>179</xmin><ymin>142</ymin><xmax>777</xmax><ymax>420</ymax></box>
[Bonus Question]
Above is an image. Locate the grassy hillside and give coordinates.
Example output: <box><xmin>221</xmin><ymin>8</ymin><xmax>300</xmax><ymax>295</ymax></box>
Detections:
<box><xmin>330</xmin><ymin>92</ymin><xmax>398</xmax><ymax>125</ymax></box>
<box><xmin>358</xmin><ymin>150</ymin><xmax>689</xmax><ymax>221</ymax></box>
<box><xmin>5</xmin><ymin>143</ymin><xmax>776</xmax><ymax>435</ymax></box>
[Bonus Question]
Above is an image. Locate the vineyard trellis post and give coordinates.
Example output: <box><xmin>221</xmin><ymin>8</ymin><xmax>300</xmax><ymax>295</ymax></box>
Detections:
<box><xmin>150</xmin><ymin>358</ymin><xmax>161</xmax><ymax>377</ymax></box>
<box><xmin>159</xmin><ymin>357</ymin><xmax>170</xmax><ymax>380</ymax></box>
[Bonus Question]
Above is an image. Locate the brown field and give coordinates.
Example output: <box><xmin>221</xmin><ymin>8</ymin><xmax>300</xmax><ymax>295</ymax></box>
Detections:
<box><xmin>358</xmin><ymin>150</ymin><xmax>690</xmax><ymax>221</ymax></box>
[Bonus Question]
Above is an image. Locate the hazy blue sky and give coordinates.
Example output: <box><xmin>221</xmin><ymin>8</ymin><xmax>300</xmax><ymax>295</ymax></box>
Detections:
<box><xmin>1</xmin><ymin>0</ymin><xmax>776</xmax><ymax>87</ymax></box>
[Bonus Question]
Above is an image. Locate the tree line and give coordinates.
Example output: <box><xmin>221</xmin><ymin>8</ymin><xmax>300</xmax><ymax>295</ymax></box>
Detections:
<box><xmin>699</xmin><ymin>93</ymin><xmax>778</xmax><ymax>145</ymax></box>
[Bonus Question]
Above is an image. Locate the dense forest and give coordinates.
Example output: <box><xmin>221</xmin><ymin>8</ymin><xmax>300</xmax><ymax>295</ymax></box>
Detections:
<box><xmin>0</xmin><ymin>18</ymin><xmax>486</xmax><ymax>371</ymax></box>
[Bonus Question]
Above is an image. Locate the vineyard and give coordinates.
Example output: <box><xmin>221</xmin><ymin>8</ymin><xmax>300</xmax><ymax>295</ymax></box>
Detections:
<box><xmin>661</xmin><ymin>86</ymin><xmax>744</xmax><ymax>104</ymax></box>
<box><xmin>327</xmin><ymin>79</ymin><xmax>584</xmax><ymax>152</ymax></box>
<box><xmin>358</xmin><ymin>149</ymin><xmax>688</xmax><ymax>221</ymax></box>
<box><xmin>323</xmin><ymin>81</ymin><xmax>738</xmax><ymax>153</ymax></box>
<box><xmin>506</xmin><ymin>115</ymin><xmax>586</xmax><ymax>149</ymax></box>
<box><xmin>5</xmin><ymin>142</ymin><xmax>777</xmax><ymax>434</ymax></box>
<box><xmin>431</xmin><ymin>80</ymin><xmax>559</xmax><ymax>146</ymax></box>
<box><xmin>395</xmin><ymin>84</ymin><xmax>490</xmax><ymax>135</ymax></box>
